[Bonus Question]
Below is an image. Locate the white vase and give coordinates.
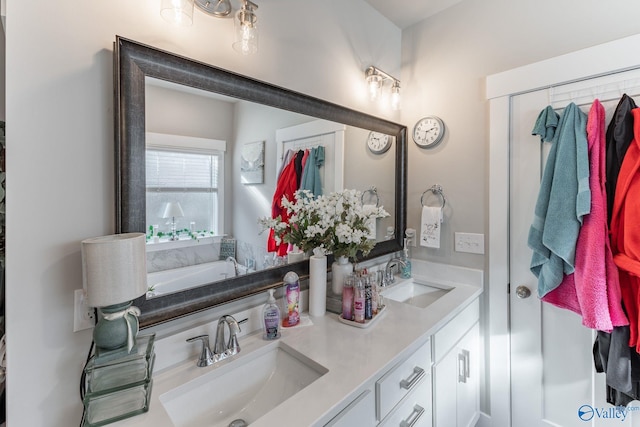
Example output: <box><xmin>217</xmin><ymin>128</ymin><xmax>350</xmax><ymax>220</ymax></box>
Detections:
<box><xmin>331</xmin><ymin>256</ymin><xmax>353</xmax><ymax>295</ymax></box>
<box><xmin>309</xmin><ymin>254</ymin><xmax>327</xmax><ymax>316</ymax></box>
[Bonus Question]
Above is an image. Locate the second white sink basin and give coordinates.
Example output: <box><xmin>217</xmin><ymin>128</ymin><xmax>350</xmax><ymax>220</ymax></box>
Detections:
<box><xmin>382</xmin><ymin>279</ymin><xmax>451</xmax><ymax>308</ymax></box>
<box><xmin>160</xmin><ymin>341</ymin><xmax>327</xmax><ymax>427</ymax></box>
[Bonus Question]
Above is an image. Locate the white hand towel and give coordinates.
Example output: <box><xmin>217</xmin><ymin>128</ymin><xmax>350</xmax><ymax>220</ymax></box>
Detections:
<box><xmin>421</xmin><ymin>206</ymin><xmax>442</xmax><ymax>248</ymax></box>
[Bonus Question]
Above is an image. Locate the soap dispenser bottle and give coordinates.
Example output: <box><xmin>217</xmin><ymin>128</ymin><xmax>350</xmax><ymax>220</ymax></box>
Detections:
<box><xmin>401</xmin><ymin>238</ymin><xmax>412</xmax><ymax>278</ymax></box>
<box><xmin>263</xmin><ymin>289</ymin><xmax>281</xmax><ymax>340</ymax></box>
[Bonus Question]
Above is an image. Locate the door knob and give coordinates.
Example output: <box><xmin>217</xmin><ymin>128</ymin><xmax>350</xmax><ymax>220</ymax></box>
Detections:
<box><xmin>515</xmin><ymin>285</ymin><xmax>532</xmax><ymax>299</ymax></box>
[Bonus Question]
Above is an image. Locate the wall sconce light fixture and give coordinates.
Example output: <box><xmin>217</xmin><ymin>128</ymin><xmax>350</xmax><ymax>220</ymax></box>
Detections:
<box><xmin>161</xmin><ymin>0</ymin><xmax>259</xmax><ymax>55</ymax></box>
<box><xmin>365</xmin><ymin>66</ymin><xmax>401</xmax><ymax>110</ymax></box>
<box><xmin>232</xmin><ymin>0</ymin><xmax>259</xmax><ymax>55</ymax></box>
<box><xmin>161</xmin><ymin>0</ymin><xmax>195</xmax><ymax>26</ymax></box>
<box><xmin>195</xmin><ymin>0</ymin><xmax>232</xmax><ymax>17</ymax></box>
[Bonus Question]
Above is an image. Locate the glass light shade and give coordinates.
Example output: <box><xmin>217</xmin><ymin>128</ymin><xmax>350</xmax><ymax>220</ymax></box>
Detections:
<box><xmin>81</xmin><ymin>233</ymin><xmax>147</xmax><ymax>308</ymax></box>
<box><xmin>367</xmin><ymin>75</ymin><xmax>383</xmax><ymax>101</ymax></box>
<box><xmin>160</xmin><ymin>0</ymin><xmax>194</xmax><ymax>26</ymax></box>
<box><xmin>233</xmin><ymin>8</ymin><xmax>258</xmax><ymax>55</ymax></box>
<box><xmin>391</xmin><ymin>82</ymin><xmax>401</xmax><ymax>110</ymax></box>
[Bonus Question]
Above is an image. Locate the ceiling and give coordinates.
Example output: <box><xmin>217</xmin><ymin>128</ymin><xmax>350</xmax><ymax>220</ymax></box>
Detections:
<box><xmin>363</xmin><ymin>0</ymin><xmax>464</xmax><ymax>29</ymax></box>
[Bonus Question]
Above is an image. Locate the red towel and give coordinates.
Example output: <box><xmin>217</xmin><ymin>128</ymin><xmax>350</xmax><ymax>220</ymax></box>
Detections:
<box><xmin>268</xmin><ymin>153</ymin><xmax>299</xmax><ymax>255</ymax></box>
<box><xmin>542</xmin><ymin>100</ymin><xmax>628</xmax><ymax>331</ymax></box>
<box><xmin>611</xmin><ymin>107</ymin><xmax>640</xmax><ymax>351</ymax></box>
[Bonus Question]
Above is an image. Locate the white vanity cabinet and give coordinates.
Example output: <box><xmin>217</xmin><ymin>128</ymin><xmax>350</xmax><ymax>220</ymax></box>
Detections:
<box><xmin>325</xmin><ymin>389</ymin><xmax>376</xmax><ymax>427</ymax></box>
<box><xmin>324</xmin><ymin>297</ymin><xmax>480</xmax><ymax>427</ymax></box>
<box><xmin>432</xmin><ymin>299</ymin><xmax>480</xmax><ymax>427</ymax></box>
<box><xmin>376</xmin><ymin>338</ymin><xmax>431</xmax><ymax>426</ymax></box>
<box><xmin>325</xmin><ymin>338</ymin><xmax>432</xmax><ymax>427</ymax></box>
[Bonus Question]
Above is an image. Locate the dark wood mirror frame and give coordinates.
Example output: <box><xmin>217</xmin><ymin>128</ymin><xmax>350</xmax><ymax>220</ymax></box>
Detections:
<box><xmin>114</xmin><ymin>36</ymin><xmax>407</xmax><ymax>327</ymax></box>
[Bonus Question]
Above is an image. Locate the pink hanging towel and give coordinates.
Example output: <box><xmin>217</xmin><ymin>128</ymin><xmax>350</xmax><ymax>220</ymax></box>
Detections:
<box><xmin>542</xmin><ymin>99</ymin><xmax>629</xmax><ymax>332</ymax></box>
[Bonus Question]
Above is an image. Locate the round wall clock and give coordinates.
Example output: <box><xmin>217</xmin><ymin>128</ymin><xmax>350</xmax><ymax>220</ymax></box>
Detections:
<box><xmin>413</xmin><ymin>116</ymin><xmax>445</xmax><ymax>148</ymax></box>
<box><xmin>366</xmin><ymin>131</ymin><xmax>392</xmax><ymax>154</ymax></box>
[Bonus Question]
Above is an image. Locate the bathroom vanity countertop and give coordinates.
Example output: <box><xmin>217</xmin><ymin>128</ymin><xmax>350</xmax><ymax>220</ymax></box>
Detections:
<box><xmin>112</xmin><ymin>265</ymin><xmax>483</xmax><ymax>427</ymax></box>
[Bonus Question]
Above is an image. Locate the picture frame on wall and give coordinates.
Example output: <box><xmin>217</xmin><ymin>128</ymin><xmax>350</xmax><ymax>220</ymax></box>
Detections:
<box><xmin>240</xmin><ymin>140</ymin><xmax>265</xmax><ymax>185</ymax></box>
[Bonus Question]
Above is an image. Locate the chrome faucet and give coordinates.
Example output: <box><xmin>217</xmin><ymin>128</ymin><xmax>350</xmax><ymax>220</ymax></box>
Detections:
<box><xmin>384</xmin><ymin>257</ymin><xmax>407</xmax><ymax>286</ymax></box>
<box><xmin>226</xmin><ymin>256</ymin><xmax>240</xmax><ymax>276</ymax></box>
<box><xmin>186</xmin><ymin>314</ymin><xmax>246</xmax><ymax>367</ymax></box>
<box><xmin>214</xmin><ymin>315</ymin><xmax>242</xmax><ymax>355</ymax></box>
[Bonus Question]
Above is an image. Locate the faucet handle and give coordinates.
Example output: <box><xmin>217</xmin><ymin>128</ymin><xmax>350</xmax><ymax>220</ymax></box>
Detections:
<box><xmin>186</xmin><ymin>335</ymin><xmax>214</xmax><ymax>367</ymax></box>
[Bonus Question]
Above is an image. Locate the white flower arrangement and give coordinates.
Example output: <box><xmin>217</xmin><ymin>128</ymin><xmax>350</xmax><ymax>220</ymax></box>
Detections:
<box><xmin>259</xmin><ymin>189</ymin><xmax>389</xmax><ymax>261</ymax></box>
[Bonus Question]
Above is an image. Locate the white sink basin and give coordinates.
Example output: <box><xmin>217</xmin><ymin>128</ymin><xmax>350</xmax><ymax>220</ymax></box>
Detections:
<box><xmin>382</xmin><ymin>279</ymin><xmax>451</xmax><ymax>308</ymax></box>
<box><xmin>160</xmin><ymin>341</ymin><xmax>328</xmax><ymax>427</ymax></box>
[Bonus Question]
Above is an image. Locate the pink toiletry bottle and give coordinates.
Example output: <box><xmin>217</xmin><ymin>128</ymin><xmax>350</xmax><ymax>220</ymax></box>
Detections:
<box><xmin>353</xmin><ymin>276</ymin><xmax>365</xmax><ymax>323</ymax></box>
<box><xmin>282</xmin><ymin>271</ymin><xmax>300</xmax><ymax>327</ymax></box>
<box><xmin>342</xmin><ymin>275</ymin><xmax>355</xmax><ymax>320</ymax></box>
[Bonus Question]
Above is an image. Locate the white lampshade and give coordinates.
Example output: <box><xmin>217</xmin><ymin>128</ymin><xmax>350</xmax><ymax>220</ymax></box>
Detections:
<box><xmin>81</xmin><ymin>233</ymin><xmax>147</xmax><ymax>307</ymax></box>
<box><xmin>162</xmin><ymin>202</ymin><xmax>185</xmax><ymax>219</ymax></box>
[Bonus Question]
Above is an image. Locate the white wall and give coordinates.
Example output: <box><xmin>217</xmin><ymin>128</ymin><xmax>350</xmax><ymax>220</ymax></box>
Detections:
<box><xmin>4</xmin><ymin>0</ymin><xmax>400</xmax><ymax>425</ymax></box>
<box><xmin>400</xmin><ymin>0</ymin><xmax>640</xmax><ymax>417</ymax></box>
<box><xmin>402</xmin><ymin>0</ymin><xmax>640</xmax><ymax>270</ymax></box>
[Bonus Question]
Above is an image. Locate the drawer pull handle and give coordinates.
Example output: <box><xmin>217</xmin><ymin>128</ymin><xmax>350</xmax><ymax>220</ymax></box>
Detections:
<box><xmin>458</xmin><ymin>349</ymin><xmax>470</xmax><ymax>383</ymax></box>
<box><xmin>400</xmin><ymin>404</ymin><xmax>425</xmax><ymax>427</ymax></box>
<box><xmin>400</xmin><ymin>366</ymin><xmax>425</xmax><ymax>390</ymax></box>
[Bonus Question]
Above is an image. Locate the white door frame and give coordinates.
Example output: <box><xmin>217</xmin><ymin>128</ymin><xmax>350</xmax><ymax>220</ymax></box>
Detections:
<box><xmin>487</xmin><ymin>33</ymin><xmax>640</xmax><ymax>426</ymax></box>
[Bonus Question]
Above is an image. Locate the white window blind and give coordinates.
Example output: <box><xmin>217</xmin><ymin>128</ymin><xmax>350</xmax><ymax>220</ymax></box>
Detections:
<box><xmin>146</xmin><ymin>149</ymin><xmax>219</xmax><ymax>190</ymax></box>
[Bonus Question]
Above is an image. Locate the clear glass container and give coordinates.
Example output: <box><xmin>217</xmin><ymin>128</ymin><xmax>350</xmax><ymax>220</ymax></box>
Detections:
<box><xmin>82</xmin><ymin>380</ymin><xmax>152</xmax><ymax>427</ymax></box>
<box><xmin>85</xmin><ymin>333</ymin><xmax>155</xmax><ymax>397</ymax></box>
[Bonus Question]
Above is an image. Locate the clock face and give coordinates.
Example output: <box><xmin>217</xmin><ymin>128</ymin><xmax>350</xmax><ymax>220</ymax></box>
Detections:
<box><xmin>413</xmin><ymin>116</ymin><xmax>445</xmax><ymax>148</ymax></box>
<box><xmin>367</xmin><ymin>131</ymin><xmax>392</xmax><ymax>154</ymax></box>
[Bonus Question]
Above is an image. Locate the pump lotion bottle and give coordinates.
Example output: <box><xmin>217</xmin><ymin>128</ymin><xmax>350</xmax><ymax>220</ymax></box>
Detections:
<box><xmin>263</xmin><ymin>289</ymin><xmax>281</xmax><ymax>340</ymax></box>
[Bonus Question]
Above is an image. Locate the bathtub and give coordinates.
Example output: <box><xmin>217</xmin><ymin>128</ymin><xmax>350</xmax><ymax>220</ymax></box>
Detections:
<box><xmin>147</xmin><ymin>260</ymin><xmax>239</xmax><ymax>298</ymax></box>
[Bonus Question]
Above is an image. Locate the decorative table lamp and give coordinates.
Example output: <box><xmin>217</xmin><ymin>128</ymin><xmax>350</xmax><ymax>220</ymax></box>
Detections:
<box><xmin>162</xmin><ymin>202</ymin><xmax>184</xmax><ymax>241</ymax></box>
<box><xmin>81</xmin><ymin>232</ymin><xmax>147</xmax><ymax>355</ymax></box>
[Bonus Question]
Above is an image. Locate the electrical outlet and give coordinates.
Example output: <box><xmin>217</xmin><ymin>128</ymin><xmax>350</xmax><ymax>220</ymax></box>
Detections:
<box><xmin>454</xmin><ymin>232</ymin><xmax>485</xmax><ymax>254</ymax></box>
<box><xmin>74</xmin><ymin>289</ymin><xmax>95</xmax><ymax>332</ymax></box>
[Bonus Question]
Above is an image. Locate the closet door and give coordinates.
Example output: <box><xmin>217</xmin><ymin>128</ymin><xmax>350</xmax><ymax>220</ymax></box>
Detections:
<box><xmin>509</xmin><ymin>70</ymin><xmax>640</xmax><ymax>427</ymax></box>
<box><xmin>275</xmin><ymin>119</ymin><xmax>345</xmax><ymax>193</ymax></box>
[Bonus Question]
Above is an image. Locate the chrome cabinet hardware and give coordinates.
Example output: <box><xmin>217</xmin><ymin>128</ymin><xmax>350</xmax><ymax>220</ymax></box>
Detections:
<box><xmin>400</xmin><ymin>404</ymin><xmax>425</xmax><ymax>427</ymax></box>
<box><xmin>400</xmin><ymin>366</ymin><xmax>425</xmax><ymax>390</ymax></box>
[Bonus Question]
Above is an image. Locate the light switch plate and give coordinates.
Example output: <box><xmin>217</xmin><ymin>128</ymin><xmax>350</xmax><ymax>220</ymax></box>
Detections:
<box><xmin>454</xmin><ymin>232</ymin><xmax>485</xmax><ymax>254</ymax></box>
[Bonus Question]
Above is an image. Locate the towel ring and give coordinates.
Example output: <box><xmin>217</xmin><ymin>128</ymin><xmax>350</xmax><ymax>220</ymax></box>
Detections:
<box><xmin>361</xmin><ymin>186</ymin><xmax>380</xmax><ymax>207</ymax></box>
<box><xmin>421</xmin><ymin>184</ymin><xmax>446</xmax><ymax>209</ymax></box>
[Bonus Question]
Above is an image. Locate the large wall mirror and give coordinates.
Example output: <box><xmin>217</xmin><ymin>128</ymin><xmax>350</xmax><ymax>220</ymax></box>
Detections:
<box><xmin>115</xmin><ymin>36</ymin><xmax>407</xmax><ymax>327</ymax></box>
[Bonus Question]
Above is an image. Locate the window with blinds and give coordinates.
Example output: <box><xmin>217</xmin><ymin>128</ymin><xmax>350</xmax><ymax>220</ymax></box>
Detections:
<box><xmin>146</xmin><ymin>148</ymin><xmax>222</xmax><ymax>236</ymax></box>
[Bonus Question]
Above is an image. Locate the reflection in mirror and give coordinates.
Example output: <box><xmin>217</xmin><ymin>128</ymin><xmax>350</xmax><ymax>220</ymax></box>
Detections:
<box><xmin>143</xmin><ymin>78</ymin><xmax>396</xmax><ymax>298</ymax></box>
<box><xmin>114</xmin><ymin>36</ymin><xmax>407</xmax><ymax>327</ymax></box>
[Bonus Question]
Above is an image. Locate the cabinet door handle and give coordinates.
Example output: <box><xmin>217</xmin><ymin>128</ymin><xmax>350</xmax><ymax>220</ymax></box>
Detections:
<box><xmin>400</xmin><ymin>366</ymin><xmax>425</xmax><ymax>390</ymax></box>
<box><xmin>463</xmin><ymin>349</ymin><xmax>470</xmax><ymax>379</ymax></box>
<box><xmin>400</xmin><ymin>404</ymin><xmax>425</xmax><ymax>427</ymax></box>
<box><xmin>458</xmin><ymin>349</ymin><xmax>470</xmax><ymax>383</ymax></box>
